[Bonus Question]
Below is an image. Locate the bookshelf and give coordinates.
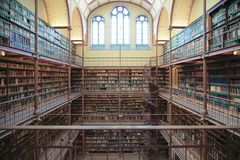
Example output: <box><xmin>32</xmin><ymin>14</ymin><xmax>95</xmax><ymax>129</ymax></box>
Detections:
<box><xmin>71</xmin><ymin>98</ymin><xmax>83</xmax><ymax>123</ymax></box>
<box><xmin>162</xmin><ymin>42</ymin><xmax>170</xmax><ymax>65</ymax></box>
<box><xmin>120</xmin><ymin>69</ymin><xmax>145</xmax><ymax>91</ymax></box>
<box><xmin>209</xmin><ymin>0</ymin><xmax>240</xmax><ymax>51</ymax></box>
<box><xmin>71</xmin><ymin>68</ymin><xmax>82</xmax><ymax>92</ymax></box>
<box><xmin>38</xmin><ymin>19</ymin><xmax>70</xmax><ymax>62</ymax></box>
<box><xmin>84</xmin><ymin>68</ymin><xmax>146</xmax><ymax>92</ymax></box>
<box><xmin>157</xmin><ymin>67</ymin><xmax>169</xmax><ymax>94</ymax></box>
<box><xmin>171</xmin><ymin>16</ymin><xmax>205</xmax><ymax>62</ymax></box>
<box><xmin>38</xmin><ymin>62</ymin><xmax>69</xmax><ymax>104</ymax></box>
<box><xmin>84</xmin><ymin>130</ymin><xmax>146</xmax><ymax>154</ymax></box>
<box><xmin>177</xmin><ymin>62</ymin><xmax>204</xmax><ymax>93</ymax></box>
<box><xmin>207</xmin><ymin>57</ymin><xmax>240</xmax><ymax>112</ymax></box>
<box><xmin>84</xmin><ymin>69</ymin><xmax>119</xmax><ymax>91</ymax></box>
<box><xmin>82</xmin><ymin>94</ymin><xmax>145</xmax><ymax>123</ymax></box>
<box><xmin>0</xmin><ymin>0</ymin><xmax>79</xmax><ymax>64</ymax></box>
<box><xmin>0</xmin><ymin>58</ymin><xmax>34</xmax><ymax>103</ymax></box>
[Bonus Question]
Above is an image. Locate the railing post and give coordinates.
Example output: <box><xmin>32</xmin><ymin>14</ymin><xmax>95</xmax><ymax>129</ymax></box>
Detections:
<box><xmin>168</xmin><ymin>26</ymin><xmax>173</xmax><ymax>160</ymax></box>
<box><xmin>34</xmin><ymin>1</ymin><xmax>40</xmax><ymax>160</ymax></box>
<box><xmin>68</xmin><ymin>26</ymin><xmax>72</xmax><ymax>100</ymax></box>
<box><xmin>202</xmin><ymin>0</ymin><xmax>208</xmax><ymax>159</ymax></box>
<box><xmin>34</xmin><ymin>0</ymin><xmax>39</xmax><ymax>117</ymax></box>
<box><xmin>82</xmin><ymin>41</ymin><xmax>85</xmax><ymax>92</ymax></box>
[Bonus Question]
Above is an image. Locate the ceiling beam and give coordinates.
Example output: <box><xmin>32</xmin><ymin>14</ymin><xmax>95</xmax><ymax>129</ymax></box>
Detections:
<box><xmin>1</xmin><ymin>125</ymin><xmax>239</xmax><ymax>130</ymax></box>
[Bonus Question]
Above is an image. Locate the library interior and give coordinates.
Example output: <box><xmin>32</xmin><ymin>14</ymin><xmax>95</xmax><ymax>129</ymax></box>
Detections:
<box><xmin>0</xmin><ymin>0</ymin><xmax>240</xmax><ymax>160</ymax></box>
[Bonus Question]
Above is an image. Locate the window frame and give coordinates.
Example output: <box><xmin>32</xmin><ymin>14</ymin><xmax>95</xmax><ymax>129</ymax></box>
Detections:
<box><xmin>110</xmin><ymin>5</ymin><xmax>130</xmax><ymax>49</ymax></box>
<box><xmin>136</xmin><ymin>15</ymin><xmax>149</xmax><ymax>49</ymax></box>
<box><xmin>91</xmin><ymin>15</ymin><xmax>105</xmax><ymax>49</ymax></box>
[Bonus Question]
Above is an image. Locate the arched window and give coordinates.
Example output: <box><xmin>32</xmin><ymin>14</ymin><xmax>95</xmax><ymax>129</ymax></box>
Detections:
<box><xmin>111</xmin><ymin>6</ymin><xmax>130</xmax><ymax>45</ymax></box>
<box><xmin>136</xmin><ymin>15</ymin><xmax>149</xmax><ymax>46</ymax></box>
<box><xmin>92</xmin><ymin>16</ymin><xmax>104</xmax><ymax>45</ymax></box>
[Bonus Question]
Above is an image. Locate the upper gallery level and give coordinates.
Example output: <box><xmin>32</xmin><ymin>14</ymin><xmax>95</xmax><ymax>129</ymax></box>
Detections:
<box><xmin>0</xmin><ymin>0</ymin><xmax>83</xmax><ymax>66</ymax></box>
<box><xmin>157</xmin><ymin>0</ymin><xmax>240</xmax><ymax>66</ymax></box>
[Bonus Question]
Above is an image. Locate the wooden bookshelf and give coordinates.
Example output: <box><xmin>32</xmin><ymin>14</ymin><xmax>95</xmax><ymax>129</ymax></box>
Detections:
<box><xmin>84</xmin><ymin>130</ymin><xmax>146</xmax><ymax>154</ymax></box>
<box><xmin>0</xmin><ymin>58</ymin><xmax>34</xmax><ymax>103</ymax></box>
<box><xmin>82</xmin><ymin>94</ymin><xmax>145</xmax><ymax>123</ymax></box>
<box><xmin>84</xmin><ymin>69</ymin><xmax>119</xmax><ymax>91</ymax></box>
<box><xmin>84</xmin><ymin>68</ymin><xmax>146</xmax><ymax>92</ymax></box>
<box><xmin>38</xmin><ymin>62</ymin><xmax>69</xmax><ymax>104</ymax></box>
<box><xmin>157</xmin><ymin>67</ymin><xmax>169</xmax><ymax>93</ymax></box>
<box><xmin>177</xmin><ymin>62</ymin><xmax>204</xmax><ymax>93</ymax></box>
<box><xmin>209</xmin><ymin>0</ymin><xmax>240</xmax><ymax>51</ymax></box>
<box><xmin>71</xmin><ymin>68</ymin><xmax>82</xmax><ymax>92</ymax></box>
<box><xmin>207</xmin><ymin>57</ymin><xmax>240</xmax><ymax>112</ymax></box>
<box><xmin>171</xmin><ymin>16</ymin><xmax>205</xmax><ymax>62</ymax></box>
<box><xmin>71</xmin><ymin>98</ymin><xmax>83</xmax><ymax>123</ymax></box>
<box><xmin>120</xmin><ymin>69</ymin><xmax>146</xmax><ymax>91</ymax></box>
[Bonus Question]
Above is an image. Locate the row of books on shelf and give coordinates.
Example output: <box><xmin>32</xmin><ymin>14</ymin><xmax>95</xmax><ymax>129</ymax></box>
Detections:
<box><xmin>171</xmin><ymin>17</ymin><xmax>204</xmax><ymax>50</ymax></box>
<box><xmin>40</xmin><ymin>65</ymin><xmax>68</xmax><ymax>71</ymax></box>
<box><xmin>38</xmin><ymin>37</ymin><xmax>69</xmax><ymax>62</ymax></box>
<box><xmin>172</xmin><ymin>37</ymin><xmax>203</xmax><ymax>61</ymax></box>
<box><xmin>0</xmin><ymin>60</ymin><xmax>33</xmax><ymax>67</ymax></box>
<box><xmin>210</xmin><ymin>0</ymin><xmax>240</xmax><ymax>51</ymax></box>
<box><xmin>209</xmin><ymin>85</ymin><xmax>240</xmax><ymax>95</ymax></box>
<box><xmin>82</xmin><ymin>116</ymin><xmax>145</xmax><ymax>121</ymax></box>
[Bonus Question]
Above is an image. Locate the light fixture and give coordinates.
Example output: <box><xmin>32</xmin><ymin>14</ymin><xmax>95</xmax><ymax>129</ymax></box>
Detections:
<box><xmin>0</xmin><ymin>51</ymin><xmax>5</xmax><ymax>56</ymax></box>
<box><xmin>233</xmin><ymin>50</ymin><xmax>240</xmax><ymax>56</ymax></box>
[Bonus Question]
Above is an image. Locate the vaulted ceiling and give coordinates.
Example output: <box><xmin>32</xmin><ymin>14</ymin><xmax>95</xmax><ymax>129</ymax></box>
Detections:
<box><xmin>39</xmin><ymin>0</ymin><xmax>220</xmax><ymax>42</ymax></box>
<box><xmin>77</xmin><ymin>0</ymin><xmax>165</xmax><ymax>19</ymax></box>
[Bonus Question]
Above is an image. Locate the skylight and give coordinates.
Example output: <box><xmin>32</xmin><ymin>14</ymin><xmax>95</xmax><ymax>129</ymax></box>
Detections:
<box><xmin>86</xmin><ymin>0</ymin><xmax>94</xmax><ymax>4</ymax></box>
<box><xmin>146</xmin><ymin>0</ymin><xmax>153</xmax><ymax>4</ymax></box>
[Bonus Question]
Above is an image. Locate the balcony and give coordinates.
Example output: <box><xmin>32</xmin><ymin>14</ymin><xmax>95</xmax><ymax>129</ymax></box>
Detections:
<box><xmin>0</xmin><ymin>86</ymin><xmax>82</xmax><ymax>127</ymax></box>
<box><xmin>158</xmin><ymin>88</ymin><xmax>240</xmax><ymax>125</ymax></box>
<box><xmin>84</xmin><ymin>57</ymin><xmax>150</xmax><ymax>67</ymax></box>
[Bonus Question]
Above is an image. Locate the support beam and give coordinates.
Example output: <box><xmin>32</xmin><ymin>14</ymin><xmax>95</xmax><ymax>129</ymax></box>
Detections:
<box><xmin>169</xmin><ymin>26</ymin><xmax>187</xmax><ymax>30</ymax></box>
<box><xmin>168</xmin><ymin>27</ymin><xmax>173</xmax><ymax>160</ymax></box>
<box><xmin>71</xmin><ymin>40</ymin><xmax>84</xmax><ymax>44</ymax></box>
<box><xmin>68</xmin><ymin>27</ymin><xmax>72</xmax><ymax>99</ymax></box>
<box><xmin>34</xmin><ymin>6</ymin><xmax>39</xmax><ymax>160</ymax></box>
<box><xmin>34</xmin><ymin>0</ymin><xmax>39</xmax><ymax>117</ymax></box>
<box><xmin>202</xmin><ymin>0</ymin><xmax>208</xmax><ymax>160</ymax></box>
<box><xmin>1</xmin><ymin>125</ymin><xmax>239</xmax><ymax>130</ymax></box>
<box><xmin>53</xmin><ymin>26</ymin><xmax>71</xmax><ymax>29</ymax></box>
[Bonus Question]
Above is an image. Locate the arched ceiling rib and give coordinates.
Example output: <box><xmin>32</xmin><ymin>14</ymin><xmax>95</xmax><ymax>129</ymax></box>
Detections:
<box><xmin>71</xmin><ymin>8</ymin><xmax>83</xmax><ymax>41</ymax></box>
<box><xmin>157</xmin><ymin>7</ymin><xmax>169</xmax><ymax>41</ymax></box>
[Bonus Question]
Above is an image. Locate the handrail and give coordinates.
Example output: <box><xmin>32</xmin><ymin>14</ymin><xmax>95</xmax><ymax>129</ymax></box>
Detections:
<box><xmin>84</xmin><ymin>57</ymin><xmax>150</xmax><ymax>67</ymax></box>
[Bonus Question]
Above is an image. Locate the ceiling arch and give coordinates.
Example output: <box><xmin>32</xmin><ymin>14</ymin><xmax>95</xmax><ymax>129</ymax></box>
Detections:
<box><xmin>77</xmin><ymin>0</ymin><xmax>165</xmax><ymax>19</ymax></box>
<box><xmin>71</xmin><ymin>8</ymin><xmax>83</xmax><ymax>41</ymax></box>
<box><xmin>44</xmin><ymin>0</ymin><xmax>69</xmax><ymax>26</ymax></box>
<box><xmin>157</xmin><ymin>7</ymin><xmax>169</xmax><ymax>41</ymax></box>
<box><xmin>171</xmin><ymin>0</ymin><xmax>194</xmax><ymax>26</ymax></box>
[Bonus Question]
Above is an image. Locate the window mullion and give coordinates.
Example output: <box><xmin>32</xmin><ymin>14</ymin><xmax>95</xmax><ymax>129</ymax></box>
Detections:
<box><xmin>141</xmin><ymin>22</ymin><xmax>143</xmax><ymax>45</ymax></box>
<box><xmin>123</xmin><ymin>15</ymin><xmax>124</xmax><ymax>45</ymax></box>
<box><xmin>97</xmin><ymin>22</ymin><xmax>99</xmax><ymax>45</ymax></box>
<box><xmin>116</xmin><ymin>16</ymin><xmax>118</xmax><ymax>45</ymax></box>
